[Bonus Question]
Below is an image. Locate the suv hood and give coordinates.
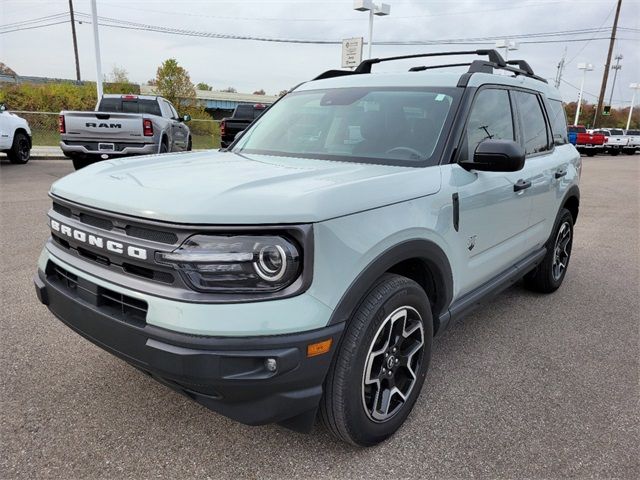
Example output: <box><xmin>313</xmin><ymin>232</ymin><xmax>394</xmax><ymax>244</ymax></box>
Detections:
<box><xmin>51</xmin><ymin>151</ymin><xmax>441</xmax><ymax>224</ymax></box>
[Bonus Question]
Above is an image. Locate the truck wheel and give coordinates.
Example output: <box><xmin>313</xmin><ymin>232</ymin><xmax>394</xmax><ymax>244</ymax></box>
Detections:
<box><xmin>72</xmin><ymin>156</ymin><xmax>96</xmax><ymax>170</ymax></box>
<box><xmin>524</xmin><ymin>208</ymin><xmax>574</xmax><ymax>293</ymax></box>
<box><xmin>320</xmin><ymin>273</ymin><xmax>432</xmax><ymax>446</ymax></box>
<box><xmin>586</xmin><ymin>151</ymin><xmax>596</xmax><ymax>157</ymax></box>
<box><xmin>7</xmin><ymin>132</ymin><xmax>30</xmax><ymax>164</ymax></box>
<box><xmin>187</xmin><ymin>137</ymin><xmax>192</xmax><ymax>151</ymax></box>
<box><xmin>160</xmin><ymin>139</ymin><xmax>168</xmax><ymax>154</ymax></box>
<box><xmin>610</xmin><ymin>149</ymin><xmax>620</xmax><ymax>156</ymax></box>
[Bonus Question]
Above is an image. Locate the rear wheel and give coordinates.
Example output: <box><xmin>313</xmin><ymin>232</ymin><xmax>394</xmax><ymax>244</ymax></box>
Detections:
<box><xmin>7</xmin><ymin>132</ymin><xmax>30</xmax><ymax>164</ymax></box>
<box><xmin>585</xmin><ymin>150</ymin><xmax>596</xmax><ymax>157</ymax></box>
<box><xmin>159</xmin><ymin>138</ymin><xmax>168</xmax><ymax>154</ymax></box>
<box><xmin>320</xmin><ymin>274</ymin><xmax>432</xmax><ymax>446</ymax></box>
<box><xmin>524</xmin><ymin>208</ymin><xmax>573</xmax><ymax>293</ymax></box>
<box><xmin>187</xmin><ymin>137</ymin><xmax>192</xmax><ymax>151</ymax></box>
<box><xmin>610</xmin><ymin>149</ymin><xmax>620</xmax><ymax>156</ymax></box>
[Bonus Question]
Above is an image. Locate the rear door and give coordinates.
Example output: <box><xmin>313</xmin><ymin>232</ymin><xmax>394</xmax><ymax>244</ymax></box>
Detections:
<box><xmin>165</xmin><ymin>101</ymin><xmax>188</xmax><ymax>150</ymax></box>
<box><xmin>512</xmin><ymin>91</ymin><xmax>569</xmax><ymax>250</ymax></box>
<box><xmin>449</xmin><ymin>87</ymin><xmax>536</xmax><ymax>296</ymax></box>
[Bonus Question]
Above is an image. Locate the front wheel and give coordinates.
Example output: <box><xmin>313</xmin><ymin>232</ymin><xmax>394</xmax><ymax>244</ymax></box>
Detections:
<box><xmin>7</xmin><ymin>132</ymin><xmax>30</xmax><ymax>164</ymax></box>
<box><xmin>320</xmin><ymin>274</ymin><xmax>433</xmax><ymax>446</ymax></box>
<box><xmin>610</xmin><ymin>149</ymin><xmax>620</xmax><ymax>156</ymax></box>
<box><xmin>187</xmin><ymin>137</ymin><xmax>192</xmax><ymax>151</ymax></box>
<box><xmin>585</xmin><ymin>150</ymin><xmax>596</xmax><ymax>157</ymax></box>
<box><xmin>524</xmin><ymin>208</ymin><xmax>574</xmax><ymax>293</ymax></box>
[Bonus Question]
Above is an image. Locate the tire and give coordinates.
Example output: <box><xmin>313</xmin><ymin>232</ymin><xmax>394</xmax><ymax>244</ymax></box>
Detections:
<box><xmin>72</xmin><ymin>156</ymin><xmax>96</xmax><ymax>170</ymax></box>
<box><xmin>159</xmin><ymin>139</ymin><xmax>168</xmax><ymax>154</ymax></box>
<box><xmin>187</xmin><ymin>137</ymin><xmax>192</xmax><ymax>151</ymax></box>
<box><xmin>586</xmin><ymin>150</ymin><xmax>596</xmax><ymax>157</ymax></box>
<box><xmin>320</xmin><ymin>273</ymin><xmax>433</xmax><ymax>446</ymax></box>
<box><xmin>610</xmin><ymin>149</ymin><xmax>620</xmax><ymax>156</ymax></box>
<box><xmin>7</xmin><ymin>132</ymin><xmax>30</xmax><ymax>164</ymax></box>
<box><xmin>524</xmin><ymin>208</ymin><xmax>574</xmax><ymax>293</ymax></box>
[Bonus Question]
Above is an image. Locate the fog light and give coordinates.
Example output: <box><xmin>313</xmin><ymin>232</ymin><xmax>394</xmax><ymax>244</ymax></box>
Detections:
<box><xmin>265</xmin><ymin>358</ymin><xmax>277</xmax><ymax>372</ymax></box>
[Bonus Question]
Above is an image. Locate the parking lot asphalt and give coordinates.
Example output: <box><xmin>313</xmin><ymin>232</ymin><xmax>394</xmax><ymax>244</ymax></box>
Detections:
<box><xmin>1</xmin><ymin>155</ymin><xmax>638</xmax><ymax>479</ymax></box>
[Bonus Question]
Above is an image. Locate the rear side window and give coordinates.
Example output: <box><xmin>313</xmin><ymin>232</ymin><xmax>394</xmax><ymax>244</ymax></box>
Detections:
<box><xmin>547</xmin><ymin>100</ymin><xmax>568</xmax><ymax>145</ymax></box>
<box><xmin>514</xmin><ymin>91</ymin><xmax>549</xmax><ymax>155</ymax></box>
<box><xmin>460</xmin><ymin>88</ymin><xmax>514</xmax><ymax>162</ymax></box>
<box><xmin>98</xmin><ymin>98</ymin><xmax>162</xmax><ymax>116</ymax></box>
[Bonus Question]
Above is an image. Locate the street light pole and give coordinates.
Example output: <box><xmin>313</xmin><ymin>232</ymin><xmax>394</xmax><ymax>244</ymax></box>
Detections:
<box><xmin>368</xmin><ymin>8</ymin><xmax>374</xmax><ymax>59</ymax></box>
<box><xmin>607</xmin><ymin>54</ymin><xmax>623</xmax><ymax>108</ymax></box>
<box><xmin>90</xmin><ymin>0</ymin><xmax>103</xmax><ymax>99</ymax></box>
<box><xmin>627</xmin><ymin>83</ymin><xmax>640</xmax><ymax>131</ymax></box>
<box><xmin>354</xmin><ymin>1</ymin><xmax>391</xmax><ymax>59</ymax></box>
<box><xmin>575</xmin><ymin>63</ymin><xmax>593</xmax><ymax>126</ymax></box>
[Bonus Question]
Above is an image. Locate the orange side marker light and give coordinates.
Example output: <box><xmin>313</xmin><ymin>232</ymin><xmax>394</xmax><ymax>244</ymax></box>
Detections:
<box><xmin>307</xmin><ymin>338</ymin><xmax>333</xmax><ymax>357</ymax></box>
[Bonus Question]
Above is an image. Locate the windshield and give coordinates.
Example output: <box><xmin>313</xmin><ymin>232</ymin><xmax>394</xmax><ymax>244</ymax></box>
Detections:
<box><xmin>610</xmin><ymin>129</ymin><xmax>624</xmax><ymax>136</ymax></box>
<box><xmin>233</xmin><ymin>87</ymin><xmax>459</xmax><ymax>166</ymax></box>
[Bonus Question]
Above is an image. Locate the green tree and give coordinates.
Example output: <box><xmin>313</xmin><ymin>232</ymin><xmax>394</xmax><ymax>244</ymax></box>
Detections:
<box><xmin>154</xmin><ymin>59</ymin><xmax>195</xmax><ymax>106</ymax></box>
<box><xmin>196</xmin><ymin>82</ymin><xmax>212</xmax><ymax>91</ymax></box>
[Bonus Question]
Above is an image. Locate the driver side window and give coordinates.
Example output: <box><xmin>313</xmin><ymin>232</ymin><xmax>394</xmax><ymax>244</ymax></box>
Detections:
<box><xmin>460</xmin><ymin>89</ymin><xmax>514</xmax><ymax>162</ymax></box>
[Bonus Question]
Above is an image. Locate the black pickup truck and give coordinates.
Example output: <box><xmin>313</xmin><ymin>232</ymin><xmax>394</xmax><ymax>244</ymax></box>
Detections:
<box><xmin>220</xmin><ymin>104</ymin><xmax>267</xmax><ymax>148</ymax></box>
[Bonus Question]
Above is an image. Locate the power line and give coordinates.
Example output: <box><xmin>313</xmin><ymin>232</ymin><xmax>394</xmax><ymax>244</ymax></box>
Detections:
<box><xmin>0</xmin><ymin>12</ymin><xmax>68</xmax><ymax>29</ymax></box>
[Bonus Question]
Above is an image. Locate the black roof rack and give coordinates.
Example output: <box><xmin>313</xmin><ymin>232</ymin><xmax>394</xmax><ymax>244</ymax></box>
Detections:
<box><xmin>312</xmin><ymin>49</ymin><xmax>547</xmax><ymax>84</ymax></box>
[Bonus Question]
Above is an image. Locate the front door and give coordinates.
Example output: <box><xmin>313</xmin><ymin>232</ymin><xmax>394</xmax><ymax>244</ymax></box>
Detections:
<box><xmin>447</xmin><ymin>87</ymin><xmax>535</xmax><ymax>297</ymax></box>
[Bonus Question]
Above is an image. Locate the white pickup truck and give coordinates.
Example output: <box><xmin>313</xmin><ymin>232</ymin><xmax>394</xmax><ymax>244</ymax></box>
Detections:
<box><xmin>59</xmin><ymin>94</ymin><xmax>192</xmax><ymax>169</ymax></box>
<box><xmin>624</xmin><ymin>129</ymin><xmax>640</xmax><ymax>154</ymax></box>
<box><xmin>592</xmin><ymin>128</ymin><xmax>629</xmax><ymax>156</ymax></box>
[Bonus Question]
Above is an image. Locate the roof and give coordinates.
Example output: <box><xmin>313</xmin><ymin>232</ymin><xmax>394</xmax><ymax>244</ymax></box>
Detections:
<box><xmin>298</xmin><ymin>50</ymin><xmax>562</xmax><ymax>101</ymax></box>
<box><xmin>140</xmin><ymin>85</ymin><xmax>278</xmax><ymax>104</ymax></box>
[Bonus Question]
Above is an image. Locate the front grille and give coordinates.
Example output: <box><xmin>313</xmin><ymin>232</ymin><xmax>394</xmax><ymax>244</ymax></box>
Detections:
<box><xmin>79</xmin><ymin>213</ymin><xmax>113</xmax><ymax>231</ymax></box>
<box><xmin>47</xmin><ymin>261</ymin><xmax>148</xmax><ymax>326</ymax></box>
<box><xmin>125</xmin><ymin>225</ymin><xmax>178</xmax><ymax>245</ymax></box>
<box><xmin>52</xmin><ymin>203</ymin><xmax>72</xmax><ymax>218</ymax></box>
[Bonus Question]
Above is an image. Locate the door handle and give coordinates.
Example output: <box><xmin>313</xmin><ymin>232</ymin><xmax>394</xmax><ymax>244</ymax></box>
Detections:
<box><xmin>513</xmin><ymin>179</ymin><xmax>532</xmax><ymax>192</ymax></box>
<box><xmin>555</xmin><ymin>169</ymin><xmax>567</xmax><ymax>179</ymax></box>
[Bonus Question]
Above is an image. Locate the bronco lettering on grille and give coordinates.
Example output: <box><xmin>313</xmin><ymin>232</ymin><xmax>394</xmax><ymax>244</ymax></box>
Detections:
<box><xmin>50</xmin><ymin>218</ymin><xmax>147</xmax><ymax>260</ymax></box>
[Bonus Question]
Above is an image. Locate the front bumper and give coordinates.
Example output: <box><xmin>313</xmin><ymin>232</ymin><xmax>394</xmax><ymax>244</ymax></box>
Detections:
<box><xmin>34</xmin><ymin>268</ymin><xmax>344</xmax><ymax>431</ymax></box>
<box><xmin>60</xmin><ymin>140</ymin><xmax>157</xmax><ymax>156</ymax></box>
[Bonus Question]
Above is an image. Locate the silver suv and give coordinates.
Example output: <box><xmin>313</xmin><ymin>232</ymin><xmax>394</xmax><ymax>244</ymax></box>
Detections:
<box><xmin>35</xmin><ymin>50</ymin><xmax>580</xmax><ymax>446</ymax></box>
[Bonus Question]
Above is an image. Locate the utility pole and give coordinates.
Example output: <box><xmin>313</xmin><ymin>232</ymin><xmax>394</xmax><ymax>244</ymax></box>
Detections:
<box><xmin>554</xmin><ymin>47</ymin><xmax>567</xmax><ymax>89</ymax></box>
<box><xmin>90</xmin><ymin>0</ymin><xmax>103</xmax><ymax>99</ymax></box>
<box><xmin>68</xmin><ymin>0</ymin><xmax>81</xmax><ymax>82</ymax></box>
<box><xmin>594</xmin><ymin>0</ymin><xmax>623</xmax><ymax>127</ymax></box>
<box><xmin>607</xmin><ymin>54</ymin><xmax>623</xmax><ymax>108</ymax></box>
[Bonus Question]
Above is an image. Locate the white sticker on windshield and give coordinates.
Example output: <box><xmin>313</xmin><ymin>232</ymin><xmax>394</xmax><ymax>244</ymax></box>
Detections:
<box><xmin>435</xmin><ymin>94</ymin><xmax>446</xmax><ymax>101</ymax></box>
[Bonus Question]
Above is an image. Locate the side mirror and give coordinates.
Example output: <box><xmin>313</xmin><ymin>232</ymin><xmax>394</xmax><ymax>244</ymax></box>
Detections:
<box><xmin>0</xmin><ymin>103</ymin><xmax>6</xmax><ymax>112</ymax></box>
<box><xmin>460</xmin><ymin>139</ymin><xmax>525</xmax><ymax>172</ymax></box>
<box><xmin>182</xmin><ymin>114</ymin><xmax>191</xmax><ymax>122</ymax></box>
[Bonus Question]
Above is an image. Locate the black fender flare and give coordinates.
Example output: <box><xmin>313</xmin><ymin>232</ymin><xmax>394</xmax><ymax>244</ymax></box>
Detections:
<box><xmin>327</xmin><ymin>239</ymin><xmax>453</xmax><ymax>329</ymax></box>
<box><xmin>560</xmin><ymin>184</ymin><xmax>580</xmax><ymax>223</ymax></box>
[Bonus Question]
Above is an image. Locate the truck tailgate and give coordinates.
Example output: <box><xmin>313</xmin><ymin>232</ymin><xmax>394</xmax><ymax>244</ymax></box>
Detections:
<box><xmin>62</xmin><ymin>111</ymin><xmax>147</xmax><ymax>142</ymax></box>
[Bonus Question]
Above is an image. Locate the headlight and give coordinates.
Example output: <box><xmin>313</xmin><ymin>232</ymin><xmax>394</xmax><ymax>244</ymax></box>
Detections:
<box><xmin>157</xmin><ymin>235</ymin><xmax>301</xmax><ymax>293</ymax></box>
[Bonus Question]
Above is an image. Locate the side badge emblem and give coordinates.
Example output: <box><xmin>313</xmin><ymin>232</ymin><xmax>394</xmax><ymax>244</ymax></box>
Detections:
<box><xmin>467</xmin><ymin>235</ymin><xmax>477</xmax><ymax>251</ymax></box>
